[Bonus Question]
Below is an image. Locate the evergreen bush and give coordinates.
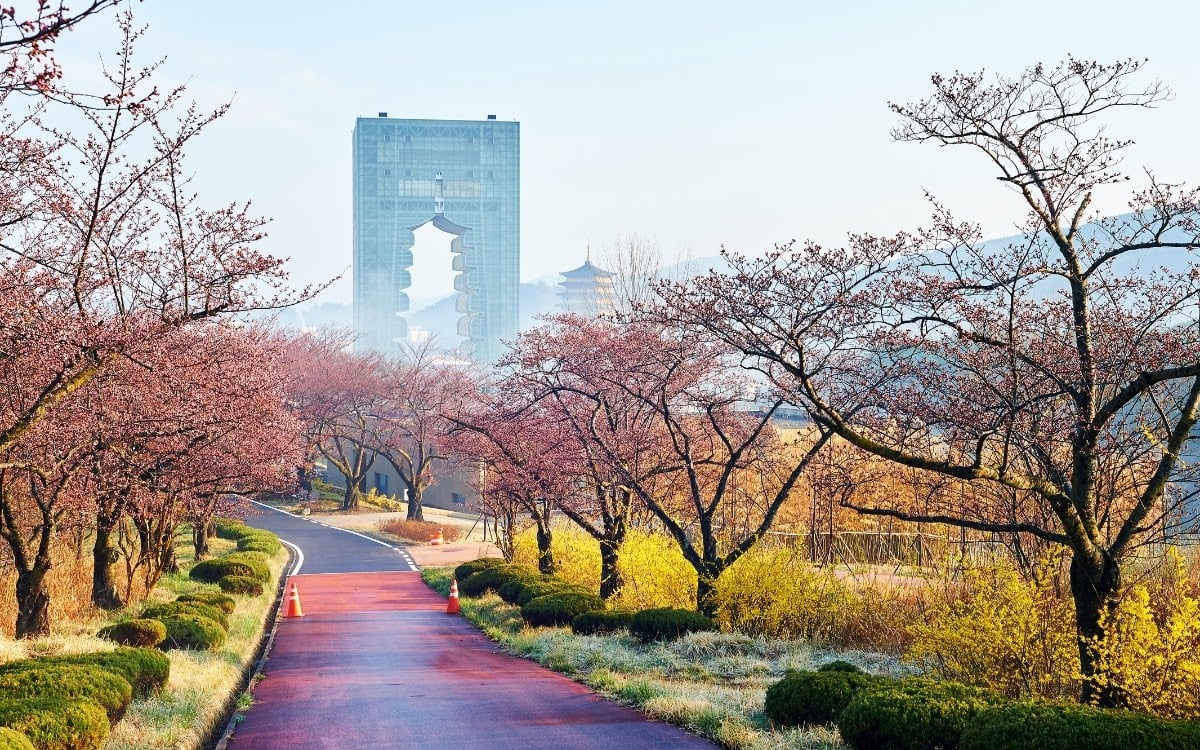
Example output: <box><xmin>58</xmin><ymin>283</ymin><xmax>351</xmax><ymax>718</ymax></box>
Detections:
<box><xmin>496</xmin><ymin>572</ymin><xmax>546</xmax><ymax>605</ymax></box>
<box><xmin>0</xmin><ymin>666</ymin><xmax>132</xmax><ymax>724</ymax></box>
<box><xmin>189</xmin><ymin>551</ymin><xmax>269</xmax><ymax>583</ymax></box>
<box><xmin>960</xmin><ymin>700</ymin><xmax>1200</xmax><ymax>750</ymax></box>
<box><xmin>213</xmin><ymin>519</ymin><xmax>252</xmax><ymax>539</ymax></box>
<box><xmin>56</xmin><ymin>649</ymin><xmax>170</xmax><ymax>699</ymax></box>
<box><xmin>628</xmin><ymin>608</ymin><xmax>719</xmax><ymax>642</ymax></box>
<box><xmin>764</xmin><ymin>669</ymin><xmax>878</xmax><ymax>727</ymax></box>
<box><xmin>0</xmin><ymin>728</ymin><xmax>33</xmax><ymax>750</ymax></box>
<box><xmin>837</xmin><ymin>678</ymin><xmax>1002</xmax><ymax>750</ymax></box>
<box><xmin>97</xmin><ymin>618</ymin><xmax>166</xmax><ymax>647</ymax></box>
<box><xmin>520</xmin><ymin>591</ymin><xmax>605</xmax><ymax>627</ymax></box>
<box><xmin>142</xmin><ymin>601</ymin><xmax>229</xmax><ymax>630</ymax></box>
<box><xmin>0</xmin><ymin>697</ymin><xmax>109</xmax><ymax>750</ymax></box>
<box><xmin>218</xmin><ymin>575</ymin><xmax>264</xmax><ymax>596</ymax></box>
<box><xmin>459</xmin><ymin>564</ymin><xmax>537</xmax><ymax>597</ymax></box>
<box><xmin>453</xmin><ymin>557</ymin><xmax>504</xmax><ymax>584</ymax></box>
<box><xmin>158</xmin><ymin>614</ymin><xmax>227</xmax><ymax>651</ymax></box>
<box><xmin>570</xmin><ymin>609</ymin><xmax>634</xmax><ymax>636</ymax></box>
<box><xmin>515</xmin><ymin>579</ymin><xmax>588</xmax><ymax>607</ymax></box>
<box><xmin>176</xmin><ymin>590</ymin><xmax>236</xmax><ymax>614</ymax></box>
<box><xmin>237</xmin><ymin>532</ymin><xmax>281</xmax><ymax>555</ymax></box>
<box><xmin>818</xmin><ymin>660</ymin><xmax>866</xmax><ymax>673</ymax></box>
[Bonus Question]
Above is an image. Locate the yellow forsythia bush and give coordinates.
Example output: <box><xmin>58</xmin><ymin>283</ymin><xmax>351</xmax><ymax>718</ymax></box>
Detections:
<box><xmin>512</xmin><ymin>525</ymin><xmax>695</xmax><ymax>610</ymax></box>
<box><xmin>904</xmin><ymin>554</ymin><xmax>1079</xmax><ymax>700</ymax></box>
<box><xmin>1088</xmin><ymin>582</ymin><xmax>1200</xmax><ymax>719</ymax></box>
<box><xmin>711</xmin><ymin>545</ymin><xmax>860</xmax><ymax>640</ymax></box>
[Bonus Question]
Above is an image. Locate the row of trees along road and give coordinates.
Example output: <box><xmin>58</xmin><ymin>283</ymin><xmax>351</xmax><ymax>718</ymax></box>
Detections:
<box><xmin>0</xmin><ymin>7</ymin><xmax>316</xmax><ymax>637</ymax></box>
<box><xmin>430</xmin><ymin>58</ymin><xmax>1200</xmax><ymax>711</ymax></box>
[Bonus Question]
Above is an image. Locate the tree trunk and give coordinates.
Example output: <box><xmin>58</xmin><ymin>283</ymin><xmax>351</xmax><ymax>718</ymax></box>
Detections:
<box><xmin>192</xmin><ymin>522</ymin><xmax>211</xmax><ymax>559</ymax></box>
<box><xmin>405</xmin><ymin>486</ymin><xmax>425</xmax><ymax>522</ymax></box>
<box><xmin>15</xmin><ymin>566</ymin><xmax>51</xmax><ymax>638</ymax></box>
<box><xmin>696</xmin><ymin>566</ymin><xmax>720</xmax><ymax>618</ymax></box>
<box><xmin>1070</xmin><ymin>552</ymin><xmax>1124</xmax><ymax>707</ymax></box>
<box><xmin>535</xmin><ymin>521</ymin><xmax>555</xmax><ymax>575</ymax></box>
<box><xmin>341</xmin><ymin>482</ymin><xmax>359</xmax><ymax>511</ymax></box>
<box><xmin>91</xmin><ymin>519</ymin><xmax>123</xmax><ymax>610</ymax></box>
<box><xmin>599</xmin><ymin>537</ymin><xmax>624</xmax><ymax>600</ymax></box>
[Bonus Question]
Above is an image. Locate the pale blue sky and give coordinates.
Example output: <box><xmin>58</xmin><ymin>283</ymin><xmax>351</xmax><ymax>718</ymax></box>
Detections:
<box><xmin>56</xmin><ymin>1</ymin><xmax>1200</xmax><ymax>304</ymax></box>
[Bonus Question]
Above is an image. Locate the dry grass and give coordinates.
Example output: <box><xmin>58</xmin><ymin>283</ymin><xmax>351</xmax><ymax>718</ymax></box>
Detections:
<box><xmin>377</xmin><ymin>518</ymin><xmax>463</xmax><ymax>544</ymax></box>
<box><xmin>422</xmin><ymin>567</ymin><xmax>913</xmax><ymax>749</ymax></box>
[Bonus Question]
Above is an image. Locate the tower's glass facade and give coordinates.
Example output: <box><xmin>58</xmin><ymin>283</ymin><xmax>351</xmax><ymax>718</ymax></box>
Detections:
<box><xmin>352</xmin><ymin>115</ymin><xmax>519</xmax><ymax>362</ymax></box>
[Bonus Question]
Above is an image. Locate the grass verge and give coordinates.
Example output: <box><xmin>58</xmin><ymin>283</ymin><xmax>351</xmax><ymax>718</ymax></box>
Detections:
<box><xmin>422</xmin><ymin>567</ymin><xmax>911</xmax><ymax>750</ymax></box>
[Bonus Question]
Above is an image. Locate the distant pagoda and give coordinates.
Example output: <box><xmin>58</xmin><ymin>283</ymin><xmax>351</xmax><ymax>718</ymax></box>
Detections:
<box><xmin>558</xmin><ymin>245</ymin><xmax>617</xmax><ymax>317</ymax></box>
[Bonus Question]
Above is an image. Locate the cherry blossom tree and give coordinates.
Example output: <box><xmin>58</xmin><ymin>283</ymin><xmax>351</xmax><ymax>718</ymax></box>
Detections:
<box><xmin>507</xmin><ymin>316</ymin><xmax>830</xmax><ymax>614</ymax></box>
<box><xmin>659</xmin><ymin>58</ymin><xmax>1200</xmax><ymax>704</ymax></box>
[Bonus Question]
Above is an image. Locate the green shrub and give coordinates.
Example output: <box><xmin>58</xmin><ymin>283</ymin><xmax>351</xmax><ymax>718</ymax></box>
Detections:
<box><xmin>176</xmin><ymin>590</ymin><xmax>236</xmax><ymax>614</ymax></box>
<box><xmin>159</xmin><ymin>614</ymin><xmax>227</xmax><ymax>651</ymax></box>
<box><xmin>496</xmin><ymin>572</ymin><xmax>546</xmax><ymax>605</ymax></box>
<box><xmin>0</xmin><ymin>666</ymin><xmax>132</xmax><ymax>725</ymax></box>
<box><xmin>453</xmin><ymin>557</ymin><xmax>505</xmax><ymax>584</ymax></box>
<box><xmin>838</xmin><ymin>678</ymin><xmax>1002</xmax><ymax>750</ymax></box>
<box><xmin>515</xmin><ymin>579</ymin><xmax>589</xmax><ymax>607</ymax></box>
<box><xmin>0</xmin><ymin>697</ymin><xmax>109</xmax><ymax>750</ymax></box>
<box><xmin>213</xmin><ymin>519</ymin><xmax>252</xmax><ymax>539</ymax></box>
<box><xmin>97</xmin><ymin>619</ymin><xmax>166</xmax><ymax>647</ymax></box>
<box><xmin>570</xmin><ymin>609</ymin><xmax>634</xmax><ymax>636</ymax></box>
<box><xmin>520</xmin><ymin>591</ymin><xmax>605</xmax><ymax>627</ymax></box>
<box><xmin>818</xmin><ymin>660</ymin><xmax>866</xmax><ymax>674</ymax></box>
<box><xmin>0</xmin><ymin>728</ymin><xmax>34</xmax><ymax>750</ymax></box>
<box><xmin>628</xmin><ymin>607</ymin><xmax>719</xmax><ymax>642</ymax></box>
<box><xmin>142</xmin><ymin>601</ymin><xmax>229</xmax><ymax>630</ymax></box>
<box><xmin>960</xmin><ymin>700</ymin><xmax>1200</xmax><ymax>750</ymax></box>
<box><xmin>764</xmin><ymin>669</ymin><xmax>878</xmax><ymax>727</ymax></box>
<box><xmin>218</xmin><ymin>575</ymin><xmax>264</xmax><ymax>596</ymax></box>
<box><xmin>459</xmin><ymin>564</ymin><xmax>537</xmax><ymax>598</ymax></box>
<box><xmin>0</xmin><ymin>649</ymin><xmax>170</xmax><ymax>700</ymax></box>
<box><xmin>55</xmin><ymin>649</ymin><xmax>170</xmax><ymax>699</ymax></box>
<box><xmin>188</xmin><ymin>551</ymin><xmax>270</xmax><ymax>584</ymax></box>
<box><xmin>237</xmin><ymin>532</ymin><xmax>281</xmax><ymax>555</ymax></box>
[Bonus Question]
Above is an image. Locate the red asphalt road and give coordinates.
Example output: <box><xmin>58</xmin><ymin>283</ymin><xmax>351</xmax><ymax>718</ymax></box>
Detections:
<box><xmin>226</xmin><ymin>572</ymin><xmax>716</xmax><ymax>749</ymax></box>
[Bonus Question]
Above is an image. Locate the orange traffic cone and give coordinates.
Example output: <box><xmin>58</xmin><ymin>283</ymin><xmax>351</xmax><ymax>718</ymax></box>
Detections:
<box><xmin>430</xmin><ymin>529</ymin><xmax>444</xmax><ymax>546</ymax></box>
<box><xmin>446</xmin><ymin>579</ymin><xmax>461</xmax><ymax>615</ymax></box>
<box><xmin>284</xmin><ymin>581</ymin><xmax>304</xmax><ymax>618</ymax></box>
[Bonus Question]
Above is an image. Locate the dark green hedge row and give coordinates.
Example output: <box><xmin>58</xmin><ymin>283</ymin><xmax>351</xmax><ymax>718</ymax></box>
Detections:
<box><xmin>628</xmin><ymin>608</ymin><xmax>718</xmax><ymax>642</ymax></box>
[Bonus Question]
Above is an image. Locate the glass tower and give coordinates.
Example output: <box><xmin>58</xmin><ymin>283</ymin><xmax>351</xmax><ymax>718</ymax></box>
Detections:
<box><xmin>352</xmin><ymin>115</ymin><xmax>519</xmax><ymax>362</ymax></box>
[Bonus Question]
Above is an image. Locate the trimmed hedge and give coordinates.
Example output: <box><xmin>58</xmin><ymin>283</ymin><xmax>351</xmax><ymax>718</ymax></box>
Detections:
<box><xmin>496</xmin><ymin>573</ymin><xmax>546</xmax><ymax>605</ymax></box>
<box><xmin>818</xmin><ymin>660</ymin><xmax>866</xmax><ymax>674</ymax></box>
<box><xmin>520</xmin><ymin>591</ymin><xmax>605</xmax><ymax>627</ymax></box>
<box><xmin>218</xmin><ymin>575</ymin><xmax>263</xmax><ymax>596</ymax></box>
<box><xmin>0</xmin><ymin>728</ymin><xmax>33</xmax><ymax>750</ymax></box>
<box><xmin>459</xmin><ymin>564</ymin><xmax>537</xmax><ymax>598</ymax></box>
<box><xmin>838</xmin><ymin>678</ymin><xmax>1002</xmax><ymax>750</ymax></box>
<box><xmin>189</xmin><ymin>552</ymin><xmax>269</xmax><ymax>584</ymax></box>
<box><xmin>628</xmin><ymin>608</ymin><xmax>719</xmax><ymax>642</ymax></box>
<box><xmin>237</xmin><ymin>532</ymin><xmax>282</xmax><ymax>555</ymax></box>
<box><xmin>0</xmin><ymin>698</ymin><xmax>109</xmax><ymax>750</ymax></box>
<box><xmin>960</xmin><ymin>701</ymin><xmax>1200</xmax><ymax>750</ymax></box>
<box><xmin>159</xmin><ymin>614</ymin><xmax>227</xmax><ymax>651</ymax></box>
<box><xmin>515</xmin><ymin>580</ymin><xmax>589</xmax><ymax>607</ymax></box>
<box><xmin>56</xmin><ymin>649</ymin><xmax>170</xmax><ymax>699</ymax></box>
<box><xmin>570</xmin><ymin>609</ymin><xmax>634</xmax><ymax>636</ymax></box>
<box><xmin>0</xmin><ymin>666</ymin><xmax>132</xmax><ymax>724</ymax></box>
<box><xmin>213</xmin><ymin>519</ymin><xmax>252</xmax><ymax>539</ymax></box>
<box><xmin>97</xmin><ymin>619</ymin><xmax>166</xmax><ymax>648</ymax></box>
<box><xmin>764</xmin><ymin>669</ymin><xmax>879</xmax><ymax>727</ymax></box>
<box><xmin>176</xmin><ymin>590</ymin><xmax>236</xmax><ymax>615</ymax></box>
<box><xmin>142</xmin><ymin>601</ymin><xmax>229</xmax><ymax>630</ymax></box>
<box><xmin>453</xmin><ymin>557</ymin><xmax>505</xmax><ymax>584</ymax></box>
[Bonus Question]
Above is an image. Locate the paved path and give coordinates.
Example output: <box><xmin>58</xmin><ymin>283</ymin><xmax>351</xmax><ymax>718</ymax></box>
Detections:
<box><xmin>243</xmin><ymin>502</ymin><xmax>418</xmax><ymax>573</ymax></box>
<box><xmin>230</xmin><ymin>512</ymin><xmax>715</xmax><ymax>749</ymax></box>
